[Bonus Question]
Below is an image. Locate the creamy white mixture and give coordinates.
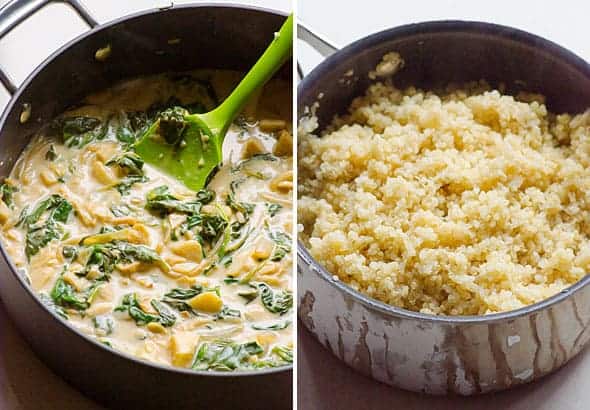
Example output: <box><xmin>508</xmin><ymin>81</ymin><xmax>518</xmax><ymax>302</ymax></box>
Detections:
<box><xmin>0</xmin><ymin>70</ymin><xmax>293</xmax><ymax>370</ymax></box>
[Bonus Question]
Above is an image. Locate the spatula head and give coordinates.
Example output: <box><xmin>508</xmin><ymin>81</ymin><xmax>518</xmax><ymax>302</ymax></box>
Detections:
<box><xmin>134</xmin><ymin>109</ymin><xmax>222</xmax><ymax>191</ymax></box>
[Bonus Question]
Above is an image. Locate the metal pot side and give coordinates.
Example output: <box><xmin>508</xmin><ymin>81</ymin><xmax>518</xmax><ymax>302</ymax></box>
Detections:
<box><xmin>297</xmin><ymin>21</ymin><xmax>590</xmax><ymax>395</ymax></box>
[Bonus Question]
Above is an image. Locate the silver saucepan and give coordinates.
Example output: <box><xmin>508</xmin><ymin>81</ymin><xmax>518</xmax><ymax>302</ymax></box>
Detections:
<box><xmin>297</xmin><ymin>20</ymin><xmax>590</xmax><ymax>395</ymax></box>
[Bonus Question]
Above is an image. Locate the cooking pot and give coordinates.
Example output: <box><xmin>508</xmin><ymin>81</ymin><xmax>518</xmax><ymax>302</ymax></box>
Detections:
<box><xmin>297</xmin><ymin>20</ymin><xmax>590</xmax><ymax>395</ymax></box>
<box><xmin>0</xmin><ymin>1</ymin><xmax>292</xmax><ymax>409</ymax></box>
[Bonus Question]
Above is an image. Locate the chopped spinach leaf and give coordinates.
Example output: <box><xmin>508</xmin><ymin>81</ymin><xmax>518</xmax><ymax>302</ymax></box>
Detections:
<box><xmin>54</xmin><ymin>116</ymin><xmax>107</xmax><ymax>148</ymax></box>
<box><xmin>160</xmin><ymin>299</ymin><xmax>197</xmax><ymax>315</ymax></box>
<box><xmin>76</xmin><ymin>241</ymin><xmax>169</xmax><ymax>278</ymax></box>
<box><xmin>106</xmin><ymin>152</ymin><xmax>144</xmax><ymax>175</ymax></box>
<box><xmin>15</xmin><ymin>205</ymin><xmax>29</xmax><ymax>227</ymax></box>
<box><xmin>114</xmin><ymin>175</ymin><xmax>148</xmax><ymax>195</ymax></box>
<box><xmin>164</xmin><ymin>285</ymin><xmax>203</xmax><ymax>300</ymax></box>
<box><xmin>151</xmin><ymin>300</ymin><xmax>177</xmax><ymax>327</ymax></box>
<box><xmin>157</xmin><ymin>107</ymin><xmax>189</xmax><ymax>145</ymax></box>
<box><xmin>93</xmin><ymin>315</ymin><xmax>114</xmax><ymax>336</ymax></box>
<box><xmin>115</xmin><ymin>293</ymin><xmax>161</xmax><ymax>326</ymax></box>
<box><xmin>116</xmin><ymin>111</ymin><xmax>151</xmax><ymax>145</ymax></box>
<box><xmin>192</xmin><ymin>341</ymin><xmax>263</xmax><ymax>371</ymax></box>
<box><xmin>266</xmin><ymin>203</ymin><xmax>282</xmax><ymax>217</ymax></box>
<box><xmin>0</xmin><ymin>182</ymin><xmax>16</xmax><ymax>208</ymax></box>
<box><xmin>252</xmin><ymin>320</ymin><xmax>291</xmax><ymax>331</ymax></box>
<box><xmin>173</xmin><ymin>212</ymin><xmax>227</xmax><ymax>246</ymax></box>
<box><xmin>215</xmin><ymin>305</ymin><xmax>241</xmax><ymax>321</ymax></box>
<box><xmin>146</xmin><ymin>186</ymin><xmax>212</xmax><ymax>215</ymax></box>
<box><xmin>272</xmin><ymin>345</ymin><xmax>293</xmax><ymax>363</ymax></box>
<box><xmin>195</xmin><ymin>189</ymin><xmax>215</xmax><ymax>204</ymax></box>
<box><xmin>269</xmin><ymin>230</ymin><xmax>291</xmax><ymax>262</ymax></box>
<box><xmin>226</xmin><ymin>179</ymin><xmax>255</xmax><ymax>216</ymax></box>
<box><xmin>50</xmin><ymin>274</ymin><xmax>100</xmax><ymax>312</ymax></box>
<box><xmin>252</xmin><ymin>345</ymin><xmax>293</xmax><ymax>368</ymax></box>
<box><xmin>231</xmin><ymin>153</ymin><xmax>278</xmax><ymax>174</ymax></box>
<box><xmin>24</xmin><ymin>195</ymin><xmax>73</xmax><ymax>258</ymax></box>
<box><xmin>161</xmin><ymin>285</ymin><xmax>204</xmax><ymax>315</ymax></box>
<box><xmin>110</xmin><ymin>204</ymin><xmax>131</xmax><ymax>217</ymax></box>
<box><xmin>256</xmin><ymin>282</ymin><xmax>292</xmax><ymax>315</ymax></box>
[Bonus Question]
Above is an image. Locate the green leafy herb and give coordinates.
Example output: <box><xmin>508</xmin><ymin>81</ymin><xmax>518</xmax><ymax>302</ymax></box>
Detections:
<box><xmin>195</xmin><ymin>189</ymin><xmax>215</xmax><ymax>204</ymax></box>
<box><xmin>15</xmin><ymin>205</ymin><xmax>29</xmax><ymax>227</ymax></box>
<box><xmin>0</xmin><ymin>182</ymin><xmax>16</xmax><ymax>207</ymax></box>
<box><xmin>160</xmin><ymin>299</ymin><xmax>197</xmax><ymax>315</ymax></box>
<box><xmin>173</xmin><ymin>212</ymin><xmax>227</xmax><ymax>245</ymax></box>
<box><xmin>156</xmin><ymin>107</ymin><xmax>189</xmax><ymax>145</ymax></box>
<box><xmin>54</xmin><ymin>116</ymin><xmax>107</xmax><ymax>148</ymax></box>
<box><xmin>160</xmin><ymin>285</ymin><xmax>204</xmax><ymax>315</ymax></box>
<box><xmin>114</xmin><ymin>175</ymin><xmax>148</xmax><ymax>195</ymax></box>
<box><xmin>146</xmin><ymin>186</ymin><xmax>213</xmax><ymax>215</ymax></box>
<box><xmin>93</xmin><ymin>315</ymin><xmax>114</xmax><ymax>336</ymax></box>
<box><xmin>226</xmin><ymin>179</ymin><xmax>255</xmax><ymax>216</ymax></box>
<box><xmin>116</xmin><ymin>111</ymin><xmax>151</xmax><ymax>145</ymax></box>
<box><xmin>256</xmin><ymin>282</ymin><xmax>292</xmax><ymax>315</ymax></box>
<box><xmin>106</xmin><ymin>152</ymin><xmax>144</xmax><ymax>175</ymax></box>
<box><xmin>45</xmin><ymin>144</ymin><xmax>58</xmax><ymax>161</ymax></box>
<box><xmin>231</xmin><ymin>153</ymin><xmax>278</xmax><ymax>174</ymax></box>
<box><xmin>110</xmin><ymin>204</ymin><xmax>131</xmax><ymax>217</ymax></box>
<box><xmin>224</xmin><ymin>276</ymin><xmax>239</xmax><ymax>285</ymax></box>
<box><xmin>272</xmin><ymin>345</ymin><xmax>293</xmax><ymax>363</ymax></box>
<box><xmin>269</xmin><ymin>230</ymin><xmax>291</xmax><ymax>262</ymax></box>
<box><xmin>151</xmin><ymin>300</ymin><xmax>177</xmax><ymax>327</ymax></box>
<box><xmin>115</xmin><ymin>293</ymin><xmax>161</xmax><ymax>326</ymax></box>
<box><xmin>76</xmin><ymin>241</ymin><xmax>169</xmax><ymax>279</ymax></box>
<box><xmin>252</xmin><ymin>345</ymin><xmax>293</xmax><ymax>368</ymax></box>
<box><xmin>164</xmin><ymin>285</ymin><xmax>204</xmax><ymax>300</ymax></box>
<box><xmin>252</xmin><ymin>320</ymin><xmax>291</xmax><ymax>331</ymax></box>
<box><xmin>215</xmin><ymin>305</ymin><xmax>241</xmax><ymax>321</ymax></box>
<box><xmin>50</xmin><ymin>274</ymin><xmax>100</xmax><ymax>312</ymax></box>
<box><xmin>24</xmin><ymin>195</ymin><xmax>73</xmax><ymax>258</ymax></box>
<box><xmin>192</xmin><ymin>341</ymin><xmax>263</xmax><ymax>371</ymax></box>
<box><xmin>266</xmin><ymin>203</ymin><xmax>282</xmax><ymax>217</ymax></box>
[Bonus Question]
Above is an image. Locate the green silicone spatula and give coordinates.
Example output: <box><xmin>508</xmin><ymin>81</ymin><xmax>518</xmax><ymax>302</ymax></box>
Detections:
<box><xmin>134</xmin><ymin>14</ymin><xmax>293</xmax><ymax>190</ymax></box>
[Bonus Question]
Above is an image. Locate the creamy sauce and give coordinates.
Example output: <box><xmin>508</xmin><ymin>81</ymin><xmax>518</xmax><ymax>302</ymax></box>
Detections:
<box><xmin>0</xmin><ymin>70</ymin><xmax>293</xmax><ymax>370</ymax></box>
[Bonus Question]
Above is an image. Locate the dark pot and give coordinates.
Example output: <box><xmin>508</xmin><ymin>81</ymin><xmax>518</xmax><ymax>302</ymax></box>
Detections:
<box><xmin>0</xmin><ymin>2</ymin><xmax>292</xmax><ymax>409</ymax></box>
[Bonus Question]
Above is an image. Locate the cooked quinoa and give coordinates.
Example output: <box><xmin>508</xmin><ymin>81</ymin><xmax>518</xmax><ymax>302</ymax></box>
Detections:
<box><xmin>298</xmin><ymin>81</ymin><xmax>590</xmax><ymax>315</ymax></box>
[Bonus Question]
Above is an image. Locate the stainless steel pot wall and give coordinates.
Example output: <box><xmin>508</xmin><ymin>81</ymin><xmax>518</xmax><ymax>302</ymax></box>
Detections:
<box><xmin>297</xmin><ymin>21</ymin><xmax>590</xmax><ymax>395</ymax></box>
<box><xmin>0</xmin><ymin>3</ymin><xmax>292</xmax><ymax>409</ymax></box>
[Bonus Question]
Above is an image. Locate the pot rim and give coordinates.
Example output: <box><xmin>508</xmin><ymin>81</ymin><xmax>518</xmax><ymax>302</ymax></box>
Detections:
<box><xmin>297</xmin><ymin>20</ymin><xmax>590</xmax><ymax>326</ymax></box>
<box><xmin>0</xmin><ymin>2</ymin><xmax>292</xmax><ymax>378</ymax></box>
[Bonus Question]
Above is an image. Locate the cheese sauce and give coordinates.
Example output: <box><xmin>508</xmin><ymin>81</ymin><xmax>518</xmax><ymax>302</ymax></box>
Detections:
<box><xmin>0</xmin><ymin>70</ymin><xmax>293</xmax><ymax>371</ymax></box>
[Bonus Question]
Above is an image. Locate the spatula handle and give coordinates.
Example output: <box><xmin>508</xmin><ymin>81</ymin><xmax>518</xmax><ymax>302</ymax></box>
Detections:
<box><xmin>209</xmin><ymin>13</ymin><xmax>293</xmax><ymax>136</ymax></box>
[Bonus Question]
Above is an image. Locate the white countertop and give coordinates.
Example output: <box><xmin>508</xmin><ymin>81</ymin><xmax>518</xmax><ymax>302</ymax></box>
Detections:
<box><xmin>0</xmin><ymin>1</ymin><xmax>289</xmax><ymax>409</ymax></box>
<box><xmin>297</xmin><ymin>1</ymin><xmax>590</xmax><ymax>409</ymax></box>
<box><xmin>297</xmin><ymin>0</ymin><xmax>590</xmax><ymax>74</ymax></box>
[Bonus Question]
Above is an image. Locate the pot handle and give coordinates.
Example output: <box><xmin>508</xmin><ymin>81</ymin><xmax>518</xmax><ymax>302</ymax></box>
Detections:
<box><xmin>0</xmin><ymin>0</ymin><xmax>98</xmax><ymax>94</ymax></box>
<box><xmin>297</xmin><ymin>20</ymin><xmax>339</xmax><ymax>80</ymax></box>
